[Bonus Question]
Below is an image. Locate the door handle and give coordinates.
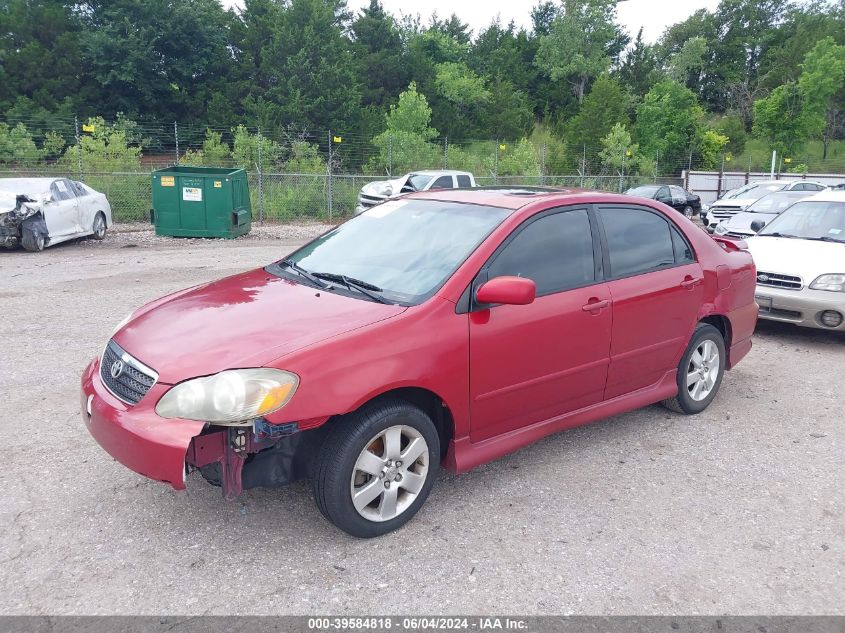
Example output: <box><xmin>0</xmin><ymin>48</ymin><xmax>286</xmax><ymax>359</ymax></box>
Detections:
<box><xmin>582</xmin><ymin>299</ymin><xmax>609</xmax><ymax>312</ymax></box>
<box><xmin>681</xmin><ymin>277</ymin><xmax>703</xmax><ymax>289</ymax></box>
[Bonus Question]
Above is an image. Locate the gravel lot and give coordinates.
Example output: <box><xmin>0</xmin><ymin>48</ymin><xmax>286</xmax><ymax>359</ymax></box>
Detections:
<box><xmin>0</xmin><ymin>226</ymin><xmax>843</xmax><ymax>615</ymax></box>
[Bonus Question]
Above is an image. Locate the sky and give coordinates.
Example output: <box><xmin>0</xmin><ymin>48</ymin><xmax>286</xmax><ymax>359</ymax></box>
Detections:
<box><xmin>222</xmin><ymin>0</ymin><xmax>721</xmax><ymax>43</ymax></box>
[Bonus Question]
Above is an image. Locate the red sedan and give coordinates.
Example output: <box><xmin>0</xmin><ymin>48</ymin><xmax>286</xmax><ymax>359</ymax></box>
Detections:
<box><xmin>81</xmin><ymin>188</ymin><xmax>757</xmax><ymax>537</ymax></box>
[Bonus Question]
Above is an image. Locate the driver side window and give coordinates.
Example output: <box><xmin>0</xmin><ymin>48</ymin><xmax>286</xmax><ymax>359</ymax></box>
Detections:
<box><xmin>486</xmin><ymin>209</ymin><xmax>596</xmax><ymax>296</ymax></box>
<box><xmin>430</xmin><ymin>176</ymin><xmax>453</xmax><ymax>189</ymax></box>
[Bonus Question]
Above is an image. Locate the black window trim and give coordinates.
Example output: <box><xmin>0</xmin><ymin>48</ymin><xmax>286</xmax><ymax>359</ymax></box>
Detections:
<box><xmin>458</xmin><ymin>205</ymin><xmax>604</xmax><ymax>313</ymax></box>
<box><xmin>593</xmin><ymin>203</ymin><xmax>698</xmax><ymax>282</ymax></box>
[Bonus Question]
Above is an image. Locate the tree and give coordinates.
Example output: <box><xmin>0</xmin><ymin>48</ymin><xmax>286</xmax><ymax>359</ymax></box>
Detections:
<box><xmin>635</xmin><ymin>80</ymin><xmax>704</xmax><ymax>168</ymax></box>
<box><xmin>262</xmin><ymin>0</ymin><xmax>363</xmax><ymax>132</ymax></box>
<box><xmin>479</xmin><ymin>79</ymin><xmax>535</xmax><ymax>140</ymax></box>
<box><xmin>617</xmin><ymin>29</ymin><xmax>661</xmax><ymax>101</ymax></box>
<box><xmin>534</xmin><ymin>0</ymin><xmax>625</xmax><ymax>103</ymax></box>
<box><xmin>0</xmin><ymin>123</ymin><xmax>41</xmax><ymax>166</ymax></box>
<box><xmin>351</xmin><ymin>0</ymin><xmax>408</xmax><ymax>109</ymax></box>
<box><xmin>77</xmin><ymin>0</ymin><xmax>232</xmax><ymax>119</ymax></box>
<box><xmin>798</xmin><ymin>37</ymin><xmax>845</xmax><ymax>158</ymax></box>
<box><xmin>668</xmin><ymin>37</ymin><xmax>708</xmax><ymax>87</ymax></box>
<box><xmin>753</xmin><ymin>83</ymin><xmax>806</xmax><ymax>156</ymax></box>
<box><xmin>564</xmin><ymin>76</ymin><xmax>630</xmax><ymax>150</ymax></box>
<box><xmin>433</xmin><ymin>62</ymin><xmax>490</xmax><ymax>137</ymax></box>
<box><xmin>0</xmin><ymin>0</ymin><xmax>82</xmax><ymax>114</ymax></box>
<box><xmin>371</xmin><ymin>83</ymin><xmax>440</xmax><ymax>175</ymax></box>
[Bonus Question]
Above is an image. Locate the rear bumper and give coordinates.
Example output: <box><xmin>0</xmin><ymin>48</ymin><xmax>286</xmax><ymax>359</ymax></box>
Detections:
<box><xmin>81</xmin><ymin>358</ymin><xmax>205</xmax><ymax>489</ymax></box>
<box><xmin>754</xmin><ymin>285</ymin><xmax>845</xmax><ymax>330</ymax></box>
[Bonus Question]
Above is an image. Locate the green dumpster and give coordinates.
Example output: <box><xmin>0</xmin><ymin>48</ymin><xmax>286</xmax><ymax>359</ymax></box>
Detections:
<box><xmin>151</xmin><ymin>166</ymin><xmax>252</xmax><ymax>238</ymax></box>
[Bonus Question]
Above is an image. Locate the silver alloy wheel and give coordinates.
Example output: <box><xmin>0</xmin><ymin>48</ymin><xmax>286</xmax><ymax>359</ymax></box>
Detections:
<box><xmin>350</xmin><ymin>424</ymin><xmax>430</xmax><ymax>522</ymax></box>
<box><xmin>93</xmin><ymin>215</ymin><xmax>106</xmax><ymax>238</ymax></box>
<box><xmin>684</xmin><ymin>206</ymin><xmax>694</xmax><ymax>218</ymax></box>
<box><xmin>686</xmin><ymin>339</ymin><xmax>720</xmax><ymax>401</ymax></box>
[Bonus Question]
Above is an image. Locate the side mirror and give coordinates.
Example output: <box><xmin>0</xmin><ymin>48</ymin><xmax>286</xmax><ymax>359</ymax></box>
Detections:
<box><xmin>476</xmin><ymin>276</ymin><xmax>536</xmax><ymax>306</ymax></box>
<box><xmin>750</xmin><ymin>220</ymin><xmax>766</xmax><ymax>233</ymax></box>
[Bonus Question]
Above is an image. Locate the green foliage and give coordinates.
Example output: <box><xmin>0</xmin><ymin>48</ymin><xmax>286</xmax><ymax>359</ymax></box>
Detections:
<box><xmin>798</xmin><ymin>37</ymin><xmax>845</xmax><ymax>139</ymax></box>
<box><xmin>61</xmin><ymin>117</ymin><xmax>141</xmax><ymax>171</ymax></box>
<box><xmin>0</xmin><ymin>122</ymin><xmax>40</xmax><ymax>165</ymax></box>
<box><xmin>667</xmin><ymin>37</ymin><xmax>708</xmax><ymax>86</ymax></box>
<box><xmin>181</xmin><ymin>130</ymin><xmax>231</xmax><ymax>166</ymax></box>
<box><xmin>753</xmin><ymin>83</ymin><xmax>806</xmax><ymax>156</ymax></box>
<box><xmin>635</xmin><ymin>80</ymin><xmax>704</xmax><ymax>167</ymax></box>
<box><xmin>600</xmin><ymin>123</ymin><xmax>636</xmax><ymax>171</ymax></box>
<box><xmin>564</xmin><ymin>75</ymin><xmax>631</xmax><ymax>150</ymax></box>
<box><xmin>535</xmin><ymin>0</ymin><xmax>624</xmax><ymax>102</ymax></box>
<box><xmin>41</xmin><ymin>131</ymin><xmax>67</xmax><ymax>161</ymax></box>
<box><xmin>232</xmin><ymin>125</ymin><xmax>282</xmax><ymax>170</ymax></box>
<box><xmin>712</xmin><ymin>115</ymin><xmax>747</xmax><ymax>155</ymax></box>
<box><xmin>697</xmin><ymin>129</ymin><xmax>730</xmax><ymax>170</ymax></box>
<box><xmin>489</xmin><ymin>139</ymin><xmax>540</xmax><ymax>177</ymax></box>
<box><xmin>371</xmin><ymin>83</ymin><xmax>440</xmax><ymax>175</ymax></box>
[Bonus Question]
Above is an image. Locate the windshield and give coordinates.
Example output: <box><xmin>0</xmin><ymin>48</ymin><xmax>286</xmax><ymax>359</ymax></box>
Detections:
<box><xmin>626</xmin><ymin>186</ymin><xmax>660</xmax><ymax>197</ymax></box>
<box><xmin>745</xmin><ymin>192</ymin><xmax>807</xmax><ymax>214</ymax></box>
<box><xmin>276</xmin><ymin>199</ymin><xmax>511</xmax><ymax>304</ymax></box>
<box><xmin>758</xmin><ymin>200</ymin><xmax>845</xmax><ymax>241</ymax></box>
<box><xmin>725</xmin><ymin>183</ymin><xmax>784</xmax><ymax>199</ymax></box>
<box><xmin>407</xmin><ymin>174</ymin><xmax>434</xmax><ymax>191</ymax></box>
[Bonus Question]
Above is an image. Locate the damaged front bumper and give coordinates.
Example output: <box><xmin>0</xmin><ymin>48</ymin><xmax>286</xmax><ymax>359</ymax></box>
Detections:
<box><xmin>0</xmin><ymin>194</ymin><xmax>41</xmax><ymax>249</ymax></box>
<box><xmin>81</xmin><ymin>358</ymin><xmax>316</xmax><ymax>497</ymax></box>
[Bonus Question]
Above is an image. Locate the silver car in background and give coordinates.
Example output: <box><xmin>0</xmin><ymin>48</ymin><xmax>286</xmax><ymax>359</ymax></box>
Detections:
<box><xmin>704</xmin><ymin>180</ymin><xmax>827</xmax><ymax>232</ymax></box>
<box><xmin>714</xmin><ymin>191</ymin><xmax>813</xmax><ymax>239</ymax></box>
<box><xmin>356</xmin><ymin>170</ymin><xmax>475</xmax><ymax>214</ymax></box>
<box><xmin>0</xmin><ymin>177</ymin><xmax>112</xmax><ymax>252</ymax></box>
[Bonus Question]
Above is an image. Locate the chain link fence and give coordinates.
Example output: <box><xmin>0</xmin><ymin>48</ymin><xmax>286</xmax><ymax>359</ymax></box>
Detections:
<box><xmin>2</xmin><ymin>114</ymin><xmax>844</xmax><ymax>223</ymax></box>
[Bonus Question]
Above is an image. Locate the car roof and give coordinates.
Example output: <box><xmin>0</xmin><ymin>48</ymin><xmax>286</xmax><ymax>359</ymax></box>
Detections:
<box><xmin>403</xmin><ymin>187</ymin><xmax>634</xmax><ymax>210</ymax></box>
<box><xmin>408</xmin><ymin>170</ymin><xmax>473</xmax><ymax>177</ymax></box>
<box><xmin>801</xmin><ymin>190</ymin><xmax>845</xmax><ymax>203</ymax></box>
<box><xmin>0</xmin><ymin>177</ymin><xmax>61</xmax><ymax>196</ymax></box>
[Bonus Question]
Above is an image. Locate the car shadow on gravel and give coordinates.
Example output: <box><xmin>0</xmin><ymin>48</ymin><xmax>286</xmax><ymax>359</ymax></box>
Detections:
<box><xmin>754</xmin><ymin>319</ymin><xmax>845</xmax><ymax>345</ymax></box>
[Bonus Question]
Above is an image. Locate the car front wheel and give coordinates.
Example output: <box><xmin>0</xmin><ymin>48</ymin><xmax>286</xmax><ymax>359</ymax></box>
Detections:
<box><xmin>92</xmin><ymin>212</ymin><xmax>107</xmax><ymax>240</ymax></box>
<box><xmin>312</xmin><ymin>398</ymin><xmax>440</xmax><ymax>538</ymax></box>
<box><xmin>683</xmin><ymin>205</ymin><xmax>694</xmax><ymax>218</ymax></box>
<box><xmin>662</xmin><ymin>323</ymin><xmax>726</xmax><ymax>414</ymax></box>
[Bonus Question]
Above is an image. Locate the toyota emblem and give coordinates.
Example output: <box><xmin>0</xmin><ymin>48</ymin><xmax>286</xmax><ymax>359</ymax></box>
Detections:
<box><xmin>757</xmin><ymin>274</ymin><xmax>769</xmax><ymax>283</ymax></box>
<box><xmin>110</xmin><ymin>359</ymin><xmax>125</xmax><ymax>379</ymax></box>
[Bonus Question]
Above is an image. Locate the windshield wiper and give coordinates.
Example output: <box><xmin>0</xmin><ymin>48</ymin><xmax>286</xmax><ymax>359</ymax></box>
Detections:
<box><xmin>758</xmin><ymin>232</ymin><xmax>799</xmax><ymax>238</ymax></box>
<box><xmin>312</xmin><ymin>272</ymin><xmax>391</xmax><ymax>304</ymax></box>
<box><xmin>279</xmin><ymin>259</ymin><xmax>328</xmax><ymax>288</ymax></box>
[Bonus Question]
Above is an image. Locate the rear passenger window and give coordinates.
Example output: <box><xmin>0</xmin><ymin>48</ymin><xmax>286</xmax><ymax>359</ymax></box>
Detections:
<box><xmin>457</xmin><ymin>175</ymin><xmax>472</xmax><ymax>188</ymax></box>
<box><xmin>487</xmin><ymin>209</ymin><xmax>595</xmax><ymax>295</ymax></box>
<box><xmin>430</xmin><ymin>176</ymin><xmax>453</xmax><ymax>189</ymax></box>
<box><xmin>599</xmin><ymin>207</ymin><xmax>676</xmax><ymax>277</ymax></box>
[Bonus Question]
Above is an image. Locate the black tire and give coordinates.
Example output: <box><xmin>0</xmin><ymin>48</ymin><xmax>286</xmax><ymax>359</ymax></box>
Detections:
<box><xmin>683</xmin><ymin>205</ymin><xmax>694</xmax><ymax>218</ymax></box>
<box><xmin>662</xmin><ymin>323</ymin><xmax>726</xmax><ymax>415</ymax></box>
<box><xmin>21</xmin><ymin>226</ymin><xmax>45</xmax><ymax>252</ymax></box>
<box><xmin>312</xmin><ymin>398</ymin><xmax>440</xmax><ymax>538</ymax></box>
<box><xmin>92</xmin><ymin>212</ymin><xmax>107</xmax><ymax>240</ymax></box>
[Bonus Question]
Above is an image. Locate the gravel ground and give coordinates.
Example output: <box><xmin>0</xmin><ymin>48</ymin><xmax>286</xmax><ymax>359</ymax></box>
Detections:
<box><xmin>0</xmin><ymin>228</ymin><xmax>843</xmax><ymax>616</ymax></box>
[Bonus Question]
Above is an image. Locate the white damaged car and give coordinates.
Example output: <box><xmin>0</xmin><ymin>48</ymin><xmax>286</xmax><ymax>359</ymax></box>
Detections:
<box><xmin>0</xmin><ymin>177</ymin><xmax>112</xmax><ymax>252</ymax></box>
<box><xmin>356</xmin><ymin>170</ymin><xmax>475</xmax><ymax>214</ymax></box>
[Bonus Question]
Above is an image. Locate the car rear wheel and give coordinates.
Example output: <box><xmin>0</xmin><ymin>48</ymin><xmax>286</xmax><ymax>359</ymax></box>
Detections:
<box><xmin>312</xmin><ymin>398</ymin><xmax>440</xmax><ymax>538</ymax></box>
<box><xmin>683</xmin><ymin>205</ymin><xmax>694</xmax><ymax>218</ymax></box>
<box><xmin>662</xmin><ymin>323</ymin><xmax>726</xmax><ymax>414</ymax></box>
<box><xmin>92</xmin><ymin>212</ymin><xmax>107</xmax><ymax>240</ymax></box>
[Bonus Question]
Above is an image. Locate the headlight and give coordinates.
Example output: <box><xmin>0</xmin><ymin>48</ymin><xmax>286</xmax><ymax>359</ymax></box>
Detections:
<box><xmin>809</xmin><ymin>274</ymin><xmax>845</xmax><ymax>292</ymax></box>
<box><xmin>155</xmin><ymin>368</ymin><xmax>299</xmax><ymax>424</ymax></box>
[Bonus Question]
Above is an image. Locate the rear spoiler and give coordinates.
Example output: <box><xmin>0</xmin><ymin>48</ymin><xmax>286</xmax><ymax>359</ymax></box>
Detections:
<box><xmin>711</xmin><ymin>234</ymin><xmax>749</xmax><ymax>252</ymax></box>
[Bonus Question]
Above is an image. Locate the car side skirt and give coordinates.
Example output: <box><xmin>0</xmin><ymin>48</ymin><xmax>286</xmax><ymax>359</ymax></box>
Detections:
<box><xmin>445</xmin><ymin>369</ymin><xmax>677</xmax><ymax>474</ymax></box>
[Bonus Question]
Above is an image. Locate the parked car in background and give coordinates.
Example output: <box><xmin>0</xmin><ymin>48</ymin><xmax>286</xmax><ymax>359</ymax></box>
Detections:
<box><xmin>704</xmin><ymin>180</ymin><xmax>827</xmax><ymax>233</ymax></box>
<box><xmin>713</xmin><ymin>191</ymin><xmax>813</xmax><ymax>239</ymax></box>
<box><xmin>82</xmin><ymin>188</ymin><xmax>757</xmax><ymax>537</ymax></box>
<box><xmin>747</xmin><ymin>190</ymin><xmax>845</xmax><ymax>331</ymax></box>
<box><xmin>0</xmin><ymin>177</ymin><xmax>112</xmax><ymax>251</ymax></box>
<box><xmin>356</xmin><ymin>170</ymin><xmax>475</xmax><ymax>214</ymax></box>
<box><xmin>625</xmin><ymin>184</ymin><xmax>702</xmax><ymax>218</ymax></box>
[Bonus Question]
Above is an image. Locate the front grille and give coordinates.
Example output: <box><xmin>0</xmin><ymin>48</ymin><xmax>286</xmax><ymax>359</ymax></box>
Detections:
<box><xmin>756</xmin><ymin>271</ymin><xmax>803</xmax><ymax>290</ymax></box>
<box><xmin>100</xmin><ymin>339</ymin><xmax>157</xmax><ymax>405</ymax></box>
<box><xmin>710</xmin><ymin>205</ymin><xmax>742</xmax><ymax>219</ymax></box>
<box><xmin>357</xmin><ymin>193</ymin><xmax>385</xmax><ymax>209</ymax></box>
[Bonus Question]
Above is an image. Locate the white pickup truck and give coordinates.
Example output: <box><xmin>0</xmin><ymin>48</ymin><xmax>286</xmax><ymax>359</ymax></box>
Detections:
<box><xmin>356</xmin><ymin>170</ymin><xmax>476</xmax><ymax>214</ymax></box>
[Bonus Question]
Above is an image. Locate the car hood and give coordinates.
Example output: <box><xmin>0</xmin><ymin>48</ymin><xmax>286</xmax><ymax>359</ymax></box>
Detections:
<box><xmin>362</xmin><ymin>176</ymin><xmax>408</xmax><ymax>196</ymax></box>
<box><xmin>113</xmin><ymin>268</ymin><xmax>407</xmax><ymax>384</ymax></box>
<box><xmin>746</xmin><ymin>236</ymin><xmax>845</xmax><ymax>280</ymax></box>
<box><xmin>724</xmin><ymin>211</ymin><xmax>778</xmax><ymax>231</ymax></box>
